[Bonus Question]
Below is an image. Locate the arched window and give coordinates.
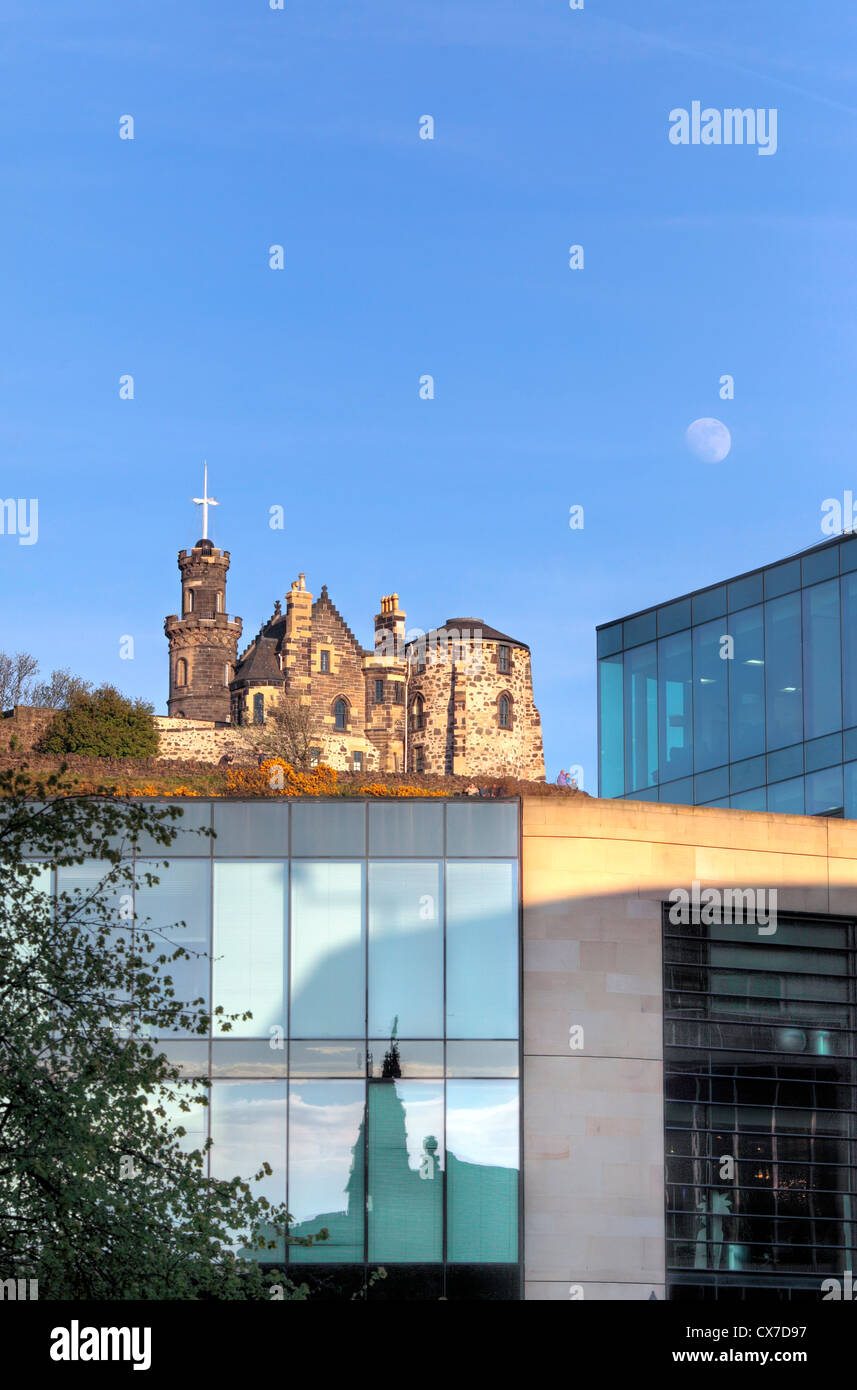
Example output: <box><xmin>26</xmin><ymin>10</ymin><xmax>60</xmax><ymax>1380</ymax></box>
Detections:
<box><xmin>184</xmin><ymin>589</ymin><xmax>194</xmax><ymax>613</ymax></box>
<box><xmin>176</xmin><ymin>658</ymin><xmax>188</xmax><ymax>688</ymax></box>
<box><xmin>499</xmin><ymin>694</ymin><xmax>511</xmax><ymax>729</ymax></box>
<box><xmin>412</xmin><ymin>694</ymin><xmax>425</xmax><ymax>731</ymax></box>
<box><xmin>334</xmin><ymin>698</ymin><xmax>348</xmax><ymax>731</ymax></box>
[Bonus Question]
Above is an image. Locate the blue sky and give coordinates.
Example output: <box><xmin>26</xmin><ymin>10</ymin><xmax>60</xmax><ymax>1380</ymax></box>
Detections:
<box><xmin>2</xmin><ymin>0</ymin><xmax>856</xmax><ymax>784</ymax></box>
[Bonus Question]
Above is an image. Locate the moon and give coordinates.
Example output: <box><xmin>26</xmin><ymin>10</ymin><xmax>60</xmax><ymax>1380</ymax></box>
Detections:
<box><xmin>686</xmin><ymin>417</ymin><xmax>732</xmax><ymax>463</ymax></box>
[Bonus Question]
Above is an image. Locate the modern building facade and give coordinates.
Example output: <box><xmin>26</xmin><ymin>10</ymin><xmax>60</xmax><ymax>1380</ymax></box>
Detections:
<box><xmin>30</xmin><ymin>792</ymin><xmax>857</xmax><ymax>1299</ymax></box>
<box><xmin>597</xmin><ymin>533</ymin><xmax>857</xmax><ymax>816</ymax></box>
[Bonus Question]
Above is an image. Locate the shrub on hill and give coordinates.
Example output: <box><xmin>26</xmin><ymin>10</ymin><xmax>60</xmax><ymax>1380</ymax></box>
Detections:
<box><xmin>40</xmin><ymin>684</ymin><xmax>159</xmax><ymax>759</ymax></box>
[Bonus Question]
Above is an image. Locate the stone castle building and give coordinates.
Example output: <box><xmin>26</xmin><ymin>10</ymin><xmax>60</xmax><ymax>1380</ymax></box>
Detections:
<box><xmin>164</xmin><ymin>529</ymin><xmax>545</xmax><ymax>779</ymax></box>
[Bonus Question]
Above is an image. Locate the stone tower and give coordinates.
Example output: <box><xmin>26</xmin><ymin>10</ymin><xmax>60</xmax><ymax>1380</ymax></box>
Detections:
<box><xmin>164</xmin><ymin>537</ymin><xmax>242</xmax><ymax>721</ymax></box>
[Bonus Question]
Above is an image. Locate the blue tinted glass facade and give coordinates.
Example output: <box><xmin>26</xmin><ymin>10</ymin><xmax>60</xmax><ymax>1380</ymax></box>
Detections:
<box><xmin>51</xmin><ymin>798</ymin><xmax>522</xmax><ymax>1297</ymax></box>
<box><xmin>597</xmin><ymin>536</ymin><xmax>857</xmax><ymax>816</ymax></box>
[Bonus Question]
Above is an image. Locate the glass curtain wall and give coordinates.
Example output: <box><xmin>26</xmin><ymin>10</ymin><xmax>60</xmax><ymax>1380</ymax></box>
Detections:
<box><xmin>597</xmin><ymin>536</ymin><xmax>857</xmax><ymax>816</ymax></box>
<box><xmin>50</xmin><ymin>799</ymin><xmax>522</xmax><ymax>1301</ymax></box>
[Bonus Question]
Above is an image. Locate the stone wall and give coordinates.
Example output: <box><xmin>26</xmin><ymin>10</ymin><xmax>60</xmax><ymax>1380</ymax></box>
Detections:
<box><xmin>153</xmin><ymin>717</ymin><xmax>245</xmax><ymax>762</ymax></box>
<box><xmin>0</xmin><ymin>705</ymin><xmax>57</xmax><ymax>751</ymax></box>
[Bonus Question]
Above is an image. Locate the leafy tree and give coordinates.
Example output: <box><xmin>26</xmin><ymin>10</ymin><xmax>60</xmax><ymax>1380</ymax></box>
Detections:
<box><xmin>40</xmin><ymin>685</ymin><xmax>159</xmax><ymax>759</ymax></box>
<box><xmin>0</xmin><ymin>765</ymin><xmax>313</xmax><ymax>1299</ymax></box>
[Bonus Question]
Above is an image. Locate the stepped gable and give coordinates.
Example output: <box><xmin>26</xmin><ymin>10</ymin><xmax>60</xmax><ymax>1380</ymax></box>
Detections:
<box><xmin>313</xmin><ymin>583</ymin><xmax>368</xmax><ymax>657</ymax></box>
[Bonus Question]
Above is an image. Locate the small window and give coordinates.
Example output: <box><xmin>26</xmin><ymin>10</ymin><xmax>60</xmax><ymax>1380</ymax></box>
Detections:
<box><xmin>176</xmin><ymin>658</ymin><xmax>188</xmax><ymax>688</ymax></box>
<box><xmin>253</xmin><ymin>693</ymin><xmax>265</xmax><ymax>725</ymax></box>
<box><xmin>412</xmin><ymin>695</ymin><xmax>425</xmax><ymax>731</ymax></box>
<box><xmin>224</xmin><ymin>663</ymin><xmax>230</xmax><ymax>687</ymax></box>
<box><xmin>374</xmin><ymin>678</ymin><xmax>385</xmax><ymax>704</ymax></box>
<box><xmin>353</xmin><ymin>751</ymin><xmax>363</xmax><ymax>771</ymax></box>
<box><xmin>335</xmin><ymin>698</ymin><xmax>348</xmax><ymax>731</ymax></box>
<box><xmin>414</xmin><ymin>747</ymin><xmax>425</xmax><ymax>773</ymax></box>
<box><xmin>393</xmin><ymin>682</ymin><xmax>403</xmax><ymax>704</ymax></box>
<box><xmin>183</xmin><ymin>589</ymin><xmax>194</xmax><ymax>613</ymax></box>
<box><xmin>499</xmin><ymin>695</ymin><xmax>511</xmax><ymax>729</ymax></box>
<box><xmin>215</xmin><ymin>591</ymin><xmax>223</xmax><ymax>613</ymax></box>
<box><xmin>309</xmin><ymin>746</ymin><xmax>321</xmax><ymax>766</ymax></box>
<box><xmin>320</xmin><ymin>649</ymin><xmax>330</xmax><ymax>674</ymax></box>
<box><xmin>498</xmin><ymin>644</ymin><xmax>510</xmax><ymax>673</ymax></box>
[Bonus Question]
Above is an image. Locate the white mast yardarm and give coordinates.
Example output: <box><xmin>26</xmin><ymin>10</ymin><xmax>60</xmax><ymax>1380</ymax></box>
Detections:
<box><xmin>192</xmin><ymin>461</ymin><xmax>219</xmax><ymax>539</ymax></box>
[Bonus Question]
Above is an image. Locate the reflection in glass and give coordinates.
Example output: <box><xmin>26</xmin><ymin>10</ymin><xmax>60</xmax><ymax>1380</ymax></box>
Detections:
<box><xmin>289</xmin><ymin>1081</ymin><xmax>365</xmax><ymax>1263</ymax></box>
<box><xmin>447</xmin><ymin>1080</ymin><xmax>518</xmax><ymax>1262</ymax></box>
<box><xmin>211</xmin><ymin>1039</ymin><xmax>287</xmax><ymax>1077</ymax></box>
<box><xmin>290</xmin><ymin>1041</ymin><xmax>365</xmax><ymax>1078</ymax></box>
<box><xmin>367</xmin><ymin>1040</ymin><xmax>444</xmax><ymax>1078</ymax></box>
<box><xmin>729</xmin><ymin>605</ymin><xmax>765</xmax><ymax>762</ymax></box>
<box><xmin>369</xmin><ymin>861</ymin><xmax>442</xmax><ymax>1038</ymax></box>
<box><xmin>658</xmin><ymin>631</ymin><xmax>692</xmax><ymax>783</ymax></box>
<box><xmin>136</xmin><ymin>859</ymin><xmax>210</xmax><ymax>1036</ymax></box>
<box><xmin>368</xmin><ymin>1079</ymin><xmax>443</xmax><ymax>1261</ymax></box>
<box><xmin>803</xmin><ymin>579</ymin><xmax>841</xmax><ymax>739</ymax></box>
<box><xmin>599</xmin><ymin>654</ymin><xmax>624</xmax><ymax>797</ymax></box>
<box><xmin>290</xmin><ymin>862</ymin><xmax>365</xmax><ymax>1037</ymax></box>
<box><xmin>213</xmin><ymin>862</ymin><xmax>286</xmax><ymax>1038</ymax></box>
<box><xmin>693</xmin><ymin>622</ymin><xmax>729</xmax><ymax>773</ymax></box>
<box><xmin>291</xmin><ymin>803</ymin><xmax>365</xmax><ymax>857</ymax></box>
<box><xmin>624</xmin><ymin>642</ymin><xmax>658</xmax><ymax>791</ymax></box>
<box><xmin>446</xmin><ymin>862</ymin><xmax>518</xmax><ymax>1039</ymax></box>
<box><xmin>132</xmin><ymin>801</ymin><xmax>211</xmax><ymax>856</ymax></box>
<box><xmin>765</xmin><ymin>593</ymin><xmax>803</xmax><ymax>750</ymax></box>
<box><xmin>842</xmin><ymin>574</ymin><xmax>857</xmax><ymax>730</ymax></box>
<box><xmin>446</xmin><ymin>1041</ymin><xmax>519</xmax><ymax>1077</ymax></box>
<box><xmin>153</xmin><ymin>1077</ymin><xmax>209</xmax><ymax>1157</ymax></box>
<box><xmin>211</xmin><ymin>1080</ymin><xmax>287</xmax><ymax>1258</ymax></box>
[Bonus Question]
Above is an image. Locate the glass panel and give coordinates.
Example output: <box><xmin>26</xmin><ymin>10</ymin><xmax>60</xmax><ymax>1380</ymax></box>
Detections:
<box><xmin>446</xmin><ymin>1041</ymin><xmax>519</xmax><ymax>1077</ymax></box>
<box><xmin>630</xmin><ymin>787</ymin><xmax>659</xmax><ymax>802</ymax></box>
<box><xmin>695</xmin><ymin>767</ymin><xmax>729</xmax><ymax>803</ymax></box>
<box><xmin>154</xmin><ymin>1077</ymin><xmax>209</xmax><ymax>1156</ymax></box>
<box><xmin>730</xmin><ymin>789</ymin><xmax>766</xmax><ymax>811</ymax></box>
<box><xmin>135</xmin><ymin>859</ymin><xmax>210</xmax><ymax>1037</ymax></box>
<box><xmin>132</xmin><ymin>801</ymin><xmax>211</xmax><ymax>856</ymax></box>
<box><xmin>840</xmin><ymin>537</ymin><xmax>857</xmax><ymax>573</ymax></box>
<box><xmin>657</xmin><ymin>599</ymin><xmax>691</xmax><ymax>637</ymax></box>
<box><xmin>803</xmin><ymin>579</ymin><xmax>841</xmax><ymax>739</ymax></box>
<box><xmin>596</xmin><ymin>623</ymin><xmax>623</xmax><ymax>658</ymax></box>
<box><xmin>447</xmin><ymin>1080</ymin><xmax>518</xmax><ymax>1262</ymax></box>
<box><xmin>802</xmin><ymin>546</ymin><xmax>839</xmax><ymax>586</ymax></box>
<box><xmin>692</xmin><ymin>621</ymin><xmax>729</xmax><ymax>773</ymax></box>
<box><xmin>805</xmin><ymin>732</ymin><xmax>841</xmax><ymax>773</ymax></box>
<box><xmin>842</xmin><ymin>574</ymin><xmax>857</xmax><ymax>729</ymax></box>
<box><xmin>755</xmin><ymin>766</ymin><xmax>802</xmax><ymax>811</ymax></box>
<box><xmin>211</xmin><ymin>1039</ymin><xmax>287</xmax><ymax>1077</ymax></box>
<box><xmin>291</xmin><ymin>803</ymin><xmax>365</xmax><ymax>857</ymax></box>
<box><xmin>598</xmin><ymin>654</ymin><xmax>624</xmax><ymax>798</ymax></box>
<box><xmin>444</xmin><ymin>802</ymin><xmax>518</xmax><ymax>857</ymax></box>
<box><xmin>731</xmin><ymin>756</ymin><xmax>765</xmax><ymax>794</ymax></box>
<box><xmin>159</xmin><ymin>1040</ymin><xmax>209</xmax><ymax>1076</ymax></box>
<box><xmin>368</xmin><ymin>803</ymin><xmax>443</xmax><ymax>857</ymax></box>
<box><xmin>368</xmin><ymin>1040</ymin><xmax>444</xmax><ymax>1078</ymax></box>
<box><xmin>658</xmin><ymin>777</ymin><xmax>694</xmax><ymax>805</ymax></box>
<box><xmin>290</xmin><ymin>1041</ymin><xmax>365</xmax><ymax>1077</ymax></box>
<box><xmin>845</xmin><ymin>728</ymin><xmax>857</xmax><ymax>762</ymax></box>
<box><xmin>728</xmin><ymin>604</ymin><xmax>765</xmax><ymax>761</ymax></box>
<box><xmin>212</xmin><ymin>862</ymin><xmax>286</xmax><ymax>1038</ymax></box>
<box><xmin>288</xmin><ymin>1081</ymin><xmax>365</xmax><ymax>1263</ymax></box>
<box><xmin>210</xmin><ymin>1080</ymin><xmax>287</xmax><ymax>1258</ymax></box>
<box><xmin>765</xmin><ymin>593</ymin><xmax>803</xmax><ymax>750</ymax></box>
<box><xmin>728</xmin><ymin>573</ymin><xmax>763</xmax><ymax>612</ymax></box>
<box><xmin>806</xmin><ymin>766</ymin><xmax>843</xmax><ymax>817</ymax></box>
<box><xmin>290</xmin><ymin>862</ymin><xmax>365</xmax><ymax>1037</ymax></box>
<box><xmin>624</xmin><ymin>641</ymin><xmax>658</xmax><ymax>791</ymax></box>
<box><xmin>845</xmin><ymin>763</ymin><xmax>857</xmax><ymax>820</ymax></box>
<box><xmin>446</xmin><ymin>863</ymin><xmax>518</xmax><ymax>1039</ymax></box>
<box><xmin>658</xmin><ymin>630</ymin><xmax>693</xmax><ymax>782</ymax></box>
<box><xmin>692</xmin><ymin>586</ymin><xmax>726</xmax><ymax>624</ymax></box>
<box><xmin>767</xmin><ymin>743</ymin><xmax>803</xmax><ymax>783</ymax></box>
<box><xmin>764</xmin><ymin>559</ymin><xmax>800</xmax><ymax>599</ymax></box>
<box><xmin>367</xmin><ymin>1081</ymin><xmax>443</xmax><ymax>1261</ymax></box>
<box><xmin>212</xmin><ymin>802</ymin><xmax>288</xmax><ymax>857</ymax></box>
<box><xmin>368</xmin><ymin>862</ymin><xmax>443</xmax><ymax>1038</ymax></box>
<box><xmin>623</xmin><ymin>611</ymin><xmax>656</xmax><ymax>648</ymax></box>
